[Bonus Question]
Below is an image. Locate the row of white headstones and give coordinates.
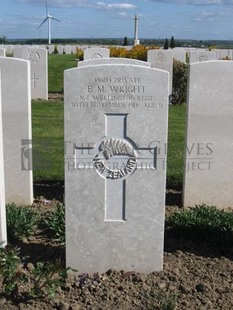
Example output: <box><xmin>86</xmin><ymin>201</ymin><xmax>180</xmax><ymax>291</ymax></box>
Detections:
<box><xmin>0</xmin><ymin>46</ymin><xmax>229</xmax><ymax>100</ymax></box>
<box><xmin>1</xmin><ymin>43</ymin><xmax>233</xmax><ymax>59</ymax></box>
<box><xmin>0</xmin><ymin>48</ymin><xmax>232</xmax><ymax>273</ymax></box>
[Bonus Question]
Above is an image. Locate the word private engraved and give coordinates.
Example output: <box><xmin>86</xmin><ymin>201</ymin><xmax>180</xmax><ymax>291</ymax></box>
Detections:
<box><xmin>93</xmin><ymin>138</ymin><xmax>137</xmax><ymax>180</ymax></box>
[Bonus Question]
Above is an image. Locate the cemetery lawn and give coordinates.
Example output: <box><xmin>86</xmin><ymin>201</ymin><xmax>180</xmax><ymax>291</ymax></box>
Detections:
<box><xmin>32</xmin><ymin>100</ymin><xmax>64</xmax><ymax>182</ymax></box>
<box><xmin>48</xmin><ymin>54</ymin><xmax>77</xmax><ymax>93</ymax></box>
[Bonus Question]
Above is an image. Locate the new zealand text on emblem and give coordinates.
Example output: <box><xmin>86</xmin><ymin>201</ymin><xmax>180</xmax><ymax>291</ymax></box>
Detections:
<box><xmin>93</xmin><ymin>138</ymin><xmax>137</xmax><ymax>180</ymax></box>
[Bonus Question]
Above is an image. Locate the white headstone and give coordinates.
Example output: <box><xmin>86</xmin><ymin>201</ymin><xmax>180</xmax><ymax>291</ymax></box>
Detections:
<box><xmin>48</xmin><ymin>45</ymin><xmax>55</xmax><ymax>54</ymax></box>
<box><xmin>173</xmin><ymin>49</ymin><xmax>186</xmax><ymax>63</ymax></box>
<box><xmin>64</xmin><ymin>45</ymin><xmax>72</xmax><ymax>54</ymax></box>
<box><xmin>0</xmin><ymin>49</ymin><xmax>6</xmax><ymax>57</ymax></box>
<box><xmin>147</xmin><ymin>50</ymin><xmax>173</xmax><ymax>95</ymax></box>
<box><xmin>189</xmin><ymin>51</ymin><xmax>216</xmax><ymax>63</ymax></box>
<box><xmin>64</xmin><ymin>64</ymin><xmax>169</xmax><ymax>273</ymax></box>
<box><xmin>14</xmin><ymin>48</ymin><xmax>48</xmax><ymax>100</ymax></box>
<box><xmin>5</xmin><ymin>45</ymin><xmax>14</xmax><ymax>54</ymax></box>
<box><xmin>78</xmin><ymin>58</ymin><xmax>151</xmax><ymax>68</ymax></box>
<box><xmin>84</xmin><ymin>47</ymin><xmax>110</xmax><ymax>60</ymax></box>
<box><xmin>183</xmin><ymin>61</ymin><xmax>233</xmax><ymax>209</ymax></box>
<box><xmin>13</xmin><ymin>47</ymin><xmax>23</xmax><ymax>58</ymax></box>
<box><xmin>219</xmin><ymin>49</ymin><xmax>231</xmax><ymax>59</ymax></box>
<box><xmin>0</xmin><ymin>71</ymin><xmax>7</xmax><ymax>247</ymax></box>
<box><xmin>71</xmin><ymin>46</ymin><xmax>77</xmax><ymax>54</ymax></box>
<box><xmin>0</xmin><ymin>57</ymin><xmax>33</xmax><ymax>205</ymax></box>
<box><xmin>57</xmin><ymin>45</ymin><xmax>64</xmax><ymax>54</ymax></box>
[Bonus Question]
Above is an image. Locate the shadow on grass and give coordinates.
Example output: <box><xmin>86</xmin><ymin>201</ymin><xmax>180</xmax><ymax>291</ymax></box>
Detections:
<box><xmin>9</xmin><ymin>239</ymin><xmax>65</xmax><ymax>267</ymax></box>
<box><xmin>164</xmin><ymin>227</ymin><xmax>233</xmax><ymax>261</ymax></box>
<box><xmin>33</xmin><ymin>180</ymin><xmax>64</xmax><ymax>202</ymax></box>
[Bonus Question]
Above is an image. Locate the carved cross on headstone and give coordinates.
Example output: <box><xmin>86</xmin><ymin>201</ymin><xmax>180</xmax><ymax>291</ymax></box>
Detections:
<box><xmin>31</xmin><ymin>73</ymin><xmax>39</xmax><ymax>89</ymax></box>
<box><xmin>74</xmin><ymin>113</ymin><xmax>157</xmax><ymax>221</ymax></box>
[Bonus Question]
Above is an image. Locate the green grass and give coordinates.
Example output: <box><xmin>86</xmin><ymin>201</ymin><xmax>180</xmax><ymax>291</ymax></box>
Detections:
<box><xmin>166</xmin><ymin>204</ymin><xmax>233</xmax><ymax>247</ymax></box>
<box><xmin>6</xmin><ymin>203</ymin><xmax>39</xmax><ymax>241</ymax></box>
<box><xmin>32</xmin><ymin>101</ymin><xmax>64</xmax><ymax>180</ymax></box>
<box><xmin>48</xmin><ymin>54</ymin><xmax>77</xmax><ymax>93</ymax></box>
<box><xmin>167</xmin><ymin>105</ymin><xmax>186</xmax><ymax>186</ymax></box>
<box><xmin>44</xmin><ymin>203</ymin><xmax>65</xmax><ymax>245</ymax></box>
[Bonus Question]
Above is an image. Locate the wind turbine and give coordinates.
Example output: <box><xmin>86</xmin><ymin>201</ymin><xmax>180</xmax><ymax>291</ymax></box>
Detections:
<box><xmin>38</xmin><ymin>0</ymin><xmax>61</xmax><ymax>44</ymax></box>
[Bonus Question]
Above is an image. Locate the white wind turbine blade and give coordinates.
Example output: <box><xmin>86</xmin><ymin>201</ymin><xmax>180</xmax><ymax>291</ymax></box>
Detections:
<box><xmin>45</xmin><ymin>0</ymin><xmax>48</xmax><ymax>16</ymax></box>
<box><xmin>38</xmin><ymin>17</ymin><xmax>48</xmax><ymax>29</ymax></box>
<box><xmin>50</xmin><ymin>17</ymin><xmax>61</xmax><ymax>23</ymax></box>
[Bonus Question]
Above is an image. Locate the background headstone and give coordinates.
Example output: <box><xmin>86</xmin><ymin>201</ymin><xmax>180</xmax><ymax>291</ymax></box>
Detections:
<box><xmin>65</xmin><ymin>64</ymin><xmax>169</xmax><ymax>273</ymax></box>
<box><xmin>183</xmin><ymin>60</ymin><xmax>233</xmax><ymax>209</ymax></box>
<box><xmin>14</xmin><ymin>48</ymin><xmax>48</xmax><ymax>100</ymax></box>
<box><xmin>147</xmin><ymin>50</ymin><xmax>173</xmax><ymax>95</ymax></box>
<box><xmin>219</xmin><ymin>49</ymin><xmax>231</xmax><ymax>59</ymax></box>
<box><xmin>84</xmin><ymin>47</ymin><xmax>110</xmax><ymax>60</ymax></box>
<box><xmin>0</xmin><ymin>49</ymin><xmax>6</xmax><ymax>57</ymax></box>
<box><xmin>0</xmin><ymin>71</ymin><xmax>7</xmax><ymax>247</ymax></box>
<box><xmin>71</xmin><ymin>46</ymin><xmax>77</xmax><ymax>54</ymax></box>
<box><xmin>189</xmin><ymin>51</ymin><xmax>216</xmax><ymax>63</ymax></box>
<box><xmin>48</xmin><ymin>45</ymin><xmax>55</xmax><ymax>54</ymax></box>
<box><xmin>57</xmin><ymin>45</ymin><xmax>64</xmax><ymax>54</ymax></box>
<box><xmin>64</xmin><ymin>45</ymin><xmax>72</xmax><ymax>54</ymax></box>
<box><xmin>173</xmin><ymin>49</ymin><xmax>186</xmax><ymax>63</ymax></box>
<box><xmin>5</xmin><ymin>45</ymin><xmax>14</xmax><ymax>55</ymax></box>
<box><xmin>0</xmin><ymin>57</ymin><xmax>33</xmax><ymax>205</ymax></box>
<box><xmin>13</xmin><ymin>47</ymin><xmax>23</xmax><ymax>58</ymax></box>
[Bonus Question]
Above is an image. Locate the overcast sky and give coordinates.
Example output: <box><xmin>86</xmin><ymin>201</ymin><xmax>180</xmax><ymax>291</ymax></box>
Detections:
<box><xmin>1</xmin><ymin>0</ymin><xmax>233</xmax><ymax>40</ymax></box>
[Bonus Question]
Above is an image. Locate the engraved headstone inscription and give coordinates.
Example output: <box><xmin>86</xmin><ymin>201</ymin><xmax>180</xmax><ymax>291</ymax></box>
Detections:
<box><xmin>65</xmin><ymin>63</ymin><xmax>169</xmax><ymax>273</ymax></box>
<box><xmin>183</xmin><ymin>61</ymin><xmax>233</xmax><ymax>209</ymax></box>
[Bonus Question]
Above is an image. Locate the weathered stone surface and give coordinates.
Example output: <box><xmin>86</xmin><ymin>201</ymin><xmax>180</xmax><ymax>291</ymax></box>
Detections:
<box><xmin>0</xmin><ymin>57</ymin><xmax>33</xmax><ymax>205</ymax></box>
<box><xmin>183</xmin><ymin>60</ymin><xmax>233</xmax><ymax>209</ymax></box>
<box><xmin>0</xmin><ymin>70</ymin><xmax>7</xmax><ymax>246</ymax></box>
